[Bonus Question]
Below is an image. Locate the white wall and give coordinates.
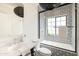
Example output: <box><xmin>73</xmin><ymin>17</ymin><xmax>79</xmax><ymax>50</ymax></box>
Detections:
<box><xmin>0</xmin><ymin>4</ymin><xmax>23</xmax><ymax>51</ymax></box>
<box><xmin>0</xmin><ymin>4</ymin><xmax>23</xmax><ymax>37</ymax></box>
<box><xmin>23</xmin><ymin>3</ymin><xmax>38</xmax><ymax>45</ymax></box>
<box><xmin>0</xmin><ymin>3</ymin><xmax>38</xmax><ymax>48</ymax></box>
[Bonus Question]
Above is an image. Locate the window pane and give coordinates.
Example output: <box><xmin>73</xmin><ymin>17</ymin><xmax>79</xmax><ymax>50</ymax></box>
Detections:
<box><xmin>51</xmin><ymin>27</ymin><xmax>55</xmax><ymax>30</ymax></box>
<box><xmin>61</xmin><ymin>21</ymin><xmax>66</xmax><ymax>26</ymax></box>
<box><xmin>48</xmin><ymin>30</ymin><xmax>52</xmax><ymax>35</ymax></box>
<box><xmin>48</xmin><ymin>27</ymin><xmax>52</xmax><ymax>30</ymax></box>
<box><xmin>48</xmin><ymin>22</ymin><xmax>52</xmax><ymax>26</ymax></box>
<box><xmin>52</xmin><ymin>30</ymin><xmax>55</xmax><ymax>35</ymax></box>
<box><xmin>56</xmin><ymin>17</ymin><xmax>61</xmax><ymax>22</ymax></box>
<box><xmin>52</xmin><ymin>18</ymin><xmax>55</xmax><ymax>22</ymax></box>
<box><xmin>48</xmin><ymin>26</ymin><xmax>55</xmax><ymax>35</ymax></box>
<box><xmin>56</xmin><ymin>22</ymin><xmax>61</xmax><ymax>27</ymax></box>
<box><xmin>47</xmin><ymin>16</ymin><xmax>66</xmax><ymax>36</ymax></box>
<box><xmin>52</xmin><ymin>21</ymin><xmax>55</xmax><ymax>27</ymax></box>
<box><xmin>48</xmin><ymin>18</ymin><xmax>52</xmax><ymax>22</ymax></box>
<box><xmin>56</xmin><ymin>28</ymin><xmax>59</xmax><ymax>35</ymax></box>
<box><xmin>61</xmin><ymin>16</ymin><xmax>66</xmax><ymax>21</ymax></box>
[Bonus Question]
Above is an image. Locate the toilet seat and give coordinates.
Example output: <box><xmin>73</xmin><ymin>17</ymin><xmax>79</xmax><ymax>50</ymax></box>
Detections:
<box><xmin>37</xmin><ymin>47</ymin><xmax>51</xmax><ymax>56</ymax></box>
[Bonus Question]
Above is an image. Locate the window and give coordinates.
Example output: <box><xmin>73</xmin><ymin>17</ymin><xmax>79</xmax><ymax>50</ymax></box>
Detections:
<box><xmin>47</xmin><ymin>16</ymin><xmax>66</xmax><ymax>35</ymax></box>
<box><xmin>48</xmin><ymin>17</ymin><xmax>55</xmax><ymax>35</ymax></box>
<box><xmin>56</xmin><ymin>16</ymin><xmax>66</xmax><ymax>27</ymax></box>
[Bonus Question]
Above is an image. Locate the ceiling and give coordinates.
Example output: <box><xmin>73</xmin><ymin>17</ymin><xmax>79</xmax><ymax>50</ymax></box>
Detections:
<box><xmin>38</xmin><ymin>3</ymin><xmax>71</xmax><ymax>12</ymax></box>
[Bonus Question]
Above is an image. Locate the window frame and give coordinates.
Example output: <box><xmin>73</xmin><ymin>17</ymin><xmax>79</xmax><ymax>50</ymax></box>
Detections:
<box><xmin>55</xmin><ymin>16</ymin><xmax>67</xmax><ymax>28</ymax></box>
<box><xmin>47</xmin><ymin>15</ymin><xmax>67</xmax><ymax>36</ymax></box>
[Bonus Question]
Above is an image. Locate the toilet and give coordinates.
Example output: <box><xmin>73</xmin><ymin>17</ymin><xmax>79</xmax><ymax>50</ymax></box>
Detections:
<box><xmin>35</xmin><ymin>40</ymin><xmax>52</xmax><ymax>56</ymax></box>
<box><xmin>36</xmin><ymin>47</ymin><xmax>52</xmax><ymax>56</ymax></box>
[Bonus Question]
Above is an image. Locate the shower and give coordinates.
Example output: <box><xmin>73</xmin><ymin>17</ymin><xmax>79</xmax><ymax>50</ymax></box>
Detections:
<box><xmin>39</xmin><ymin>3</ymin><xmax>76</xmax><ymax>52</ymax></box>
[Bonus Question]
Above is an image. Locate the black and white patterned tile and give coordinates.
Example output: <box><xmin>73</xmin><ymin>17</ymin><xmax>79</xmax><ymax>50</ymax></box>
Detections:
<box><xmin>35</xmin><ymin>44</ymin><xmax>77</xmax><ymax>56</ymax></box>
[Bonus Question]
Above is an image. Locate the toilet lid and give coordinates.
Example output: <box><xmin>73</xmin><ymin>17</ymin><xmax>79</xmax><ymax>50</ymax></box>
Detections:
<box><xmin>38</xmin><ymin>47</ymin><xmax>51</xmax><ymax>54</ymax></box>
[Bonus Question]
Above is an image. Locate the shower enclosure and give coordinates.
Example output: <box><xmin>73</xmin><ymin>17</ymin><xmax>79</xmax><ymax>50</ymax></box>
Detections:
<box><xmin>39</xmin><ymin>3</ymin><xmax>77</xmax><ymax>52</ymax></box>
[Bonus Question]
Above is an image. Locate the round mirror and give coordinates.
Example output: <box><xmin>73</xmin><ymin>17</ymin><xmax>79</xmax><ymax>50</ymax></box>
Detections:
<box><xmin>14</xmin><ymin>6</ymin><xmax>24</xmax><ymax>18</ymax></box>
